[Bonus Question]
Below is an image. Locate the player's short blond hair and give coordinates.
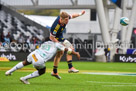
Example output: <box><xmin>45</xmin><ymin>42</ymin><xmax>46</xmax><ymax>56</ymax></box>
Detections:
<box><xmin>60</xmin><ymin>12</ymin><xmax>69</xmax><ymax>19</ymax></box>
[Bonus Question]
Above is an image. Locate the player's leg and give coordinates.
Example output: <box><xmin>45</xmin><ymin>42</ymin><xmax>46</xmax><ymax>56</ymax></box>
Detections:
<box><xmin>20</xmin><ymin>67</ymin><xmax>46</xmax><ymax>84</ymax></box>
<box><xmin>5</xmin><ymin>59</ymin><xmax>31</xmax><ymax>76</ymax></box>
<box><xmin>66</xmin><ymin>46</ymin><xmax>79</xmax><ymax>73</ymax></box>
<box><xmin>63</xmin><ymin>39</ymin><xmax>79</xmax><ymax>73</ymax></box>
<box><xmin>67</xmin><ymin>54</ymin><xmax>79</xmax><ymax>73</ymax></box>
<box><xmin>20</xmin><ymin>53</ymin><xmax>46</xmax><ymax>84</ymax></box>
<box><xmin>51</xmin><ymin>51</ymin><xmax>64</xmax><ymax>79</ymax></box>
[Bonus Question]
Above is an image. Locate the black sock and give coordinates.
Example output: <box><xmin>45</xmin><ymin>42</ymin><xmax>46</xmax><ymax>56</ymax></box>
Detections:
<box><xmin>53</xmin><ymin>66</ymin><xmax>58</xmax><ymax>73</ymax></box>
<box><xmin>67</xmin><ymin>60</ymin><xmax>73</xmax><ymax>69</ymax></box>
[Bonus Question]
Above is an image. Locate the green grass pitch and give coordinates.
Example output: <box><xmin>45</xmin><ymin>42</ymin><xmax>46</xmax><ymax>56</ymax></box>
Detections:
<box><xmin>0</xmin><ymin>61</ymin><xmax>136</xmax><ymax>91</ymax></box>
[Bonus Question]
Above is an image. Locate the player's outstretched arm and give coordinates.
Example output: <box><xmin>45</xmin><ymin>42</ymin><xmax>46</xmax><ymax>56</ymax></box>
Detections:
<box><xmin>71</xmin><ymin>51</ymin><xmax>80</xmax><ymax>60</ymax></box>
<box><xmin>57</xmin><ymin>43</ymin><xmax>80</xmax><ymax>60</ymax></box>
<box><xmin>71</xmin><ymin>10</ymin><xmax>85</xmax><ymax>19</ymax></box>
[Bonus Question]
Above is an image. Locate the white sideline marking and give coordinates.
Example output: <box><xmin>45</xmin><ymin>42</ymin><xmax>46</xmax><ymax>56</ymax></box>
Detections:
<box><xmin>87</xmin><ymin>81</ymin><xmax>136</xmax><ymax>85</ymax></box>
<box><xmin>102</xmin><ymin>85</ymin><xmax>136</xmax><ymax>87</ymax></box>
<box><xmin>109</xmin><ymin>67</ymin><xmax>136</xmax><ymax>70</ymax></box>
<box><xmin>82</xmin><ymin>72</ymin><xmax>136</xmax><ymax>76</ymax></box>
<box><xmin>87</xmin><ymin>81</ymin><xmax>136</xmax><ymax>87</ymax></box>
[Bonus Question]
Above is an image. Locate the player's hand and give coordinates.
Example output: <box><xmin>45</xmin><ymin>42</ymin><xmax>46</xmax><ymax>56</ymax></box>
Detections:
<box><xmin>76</xmin><ymin>52</ymin><xmax>80</xmax><ymax>60</ymax></box>
<box><xmin>81</xmin><ymin>10</ymin><xmax>85</xmax><ymax>15</ymax></box>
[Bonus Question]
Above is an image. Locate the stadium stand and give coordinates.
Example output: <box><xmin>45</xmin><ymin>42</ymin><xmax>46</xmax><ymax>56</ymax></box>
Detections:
<box><xmin>0</xmin><ymin>4</ymin><xmax>49</xmax><ymax>52</ymax></box>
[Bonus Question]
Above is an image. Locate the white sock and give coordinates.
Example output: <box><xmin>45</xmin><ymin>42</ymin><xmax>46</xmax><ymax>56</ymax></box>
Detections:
<box><xmin>8</xmin><ymin>62</ymin><xmax>24</xmax><ymax>73</ymax></box>
<box><xmin>23</xmin><ymin>71</ymin><xmax>40</xmax><ymax>80</ymax></box>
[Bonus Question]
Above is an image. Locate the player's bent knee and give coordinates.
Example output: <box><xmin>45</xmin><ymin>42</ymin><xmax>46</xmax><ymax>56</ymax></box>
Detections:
<box><xmin>22</xmin><ymin>59</ymin><xmax>31</xmax><ymax>66</ymax></box>
<box><xmin>38</xmin><ymin>67</ymin><xmax>46</xmax><ymax>75</ymax></box>
<box><xmin>60</xmin><ymin>51</ymin><xmax>64</xmax><ymax>55</ymax></box>
<box><xmin>57</xmin><ymin>51</ymin><xmax>64</xmax><ymax>57</ymax></box>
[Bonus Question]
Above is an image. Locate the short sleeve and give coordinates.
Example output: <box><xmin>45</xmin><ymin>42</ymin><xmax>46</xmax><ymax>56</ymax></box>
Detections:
<box><xmin>50</xmin><ymin>27</ymin><xmax>57</xmax><ymax>37</ymax></box>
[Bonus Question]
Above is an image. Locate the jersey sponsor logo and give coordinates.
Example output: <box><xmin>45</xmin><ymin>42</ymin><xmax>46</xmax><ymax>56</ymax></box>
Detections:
<box><xmin>55</xmin><ymin>24</ymin><xmax>60</xmax><ymax>31</ymax></box>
